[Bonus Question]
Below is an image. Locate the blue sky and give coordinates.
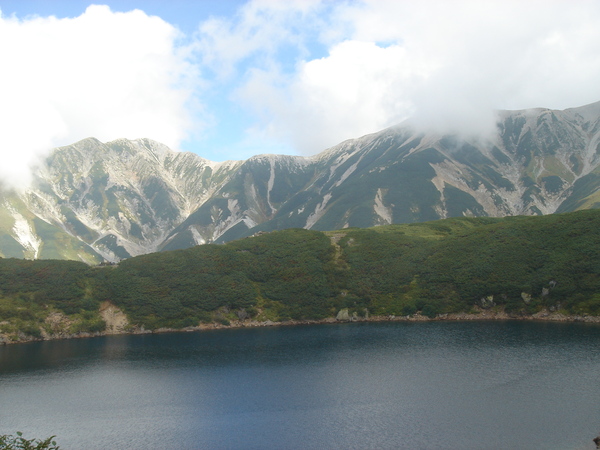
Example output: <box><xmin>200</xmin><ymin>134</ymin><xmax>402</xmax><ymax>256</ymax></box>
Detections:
<box><xmin>2</xmin><ymin>0</ymin><xmax>600</xmax><ymax>188</ymax></box>
<box><xmin>0</xmin><ymin>1</ymin><xmax>244</xmax><ymax>35</ymax></box>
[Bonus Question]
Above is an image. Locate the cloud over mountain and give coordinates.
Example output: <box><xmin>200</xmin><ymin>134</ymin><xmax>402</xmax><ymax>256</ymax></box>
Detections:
<box><xmin>3</xmin><ymin>0</ymin><xmax>600</xmax><ymax>188</ymax></box>
<box><xmin>0</xmin><ymin>5</ymin><xmax>198</xmax><ymax>188</ymax></box>
<box><xmin>223</xmin><ymin>0</ymin><xmax>600</xmax><ymax>150</ymax></box>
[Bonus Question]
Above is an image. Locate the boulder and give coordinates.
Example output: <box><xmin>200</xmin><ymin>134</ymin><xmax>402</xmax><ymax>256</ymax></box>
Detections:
<box><xmin>336</xmin><ymin>308</ymin><xmax>350</xmax><ymax>321</ymax></box>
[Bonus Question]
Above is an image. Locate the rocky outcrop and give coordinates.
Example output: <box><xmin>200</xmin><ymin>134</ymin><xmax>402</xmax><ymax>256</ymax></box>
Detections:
<box><xmin>99</xmin><ymin>301</ymin><xmax>129</xmax><ymax>334</ymax></box>
<box><xmin>336</xmin><ymin>308</ymin><xmax>351</xmax><ymax>321</ymax></box>
<box><xmin>41</xmin><ymin>312</ymin><xmax>74</xmax><ymax>339</ymax></box>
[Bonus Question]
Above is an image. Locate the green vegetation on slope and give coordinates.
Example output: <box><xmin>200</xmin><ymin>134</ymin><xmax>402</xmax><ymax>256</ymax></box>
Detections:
<box><xmin>103</xmin><ymin>229</ymin><xmax>338</xmax><ymax>328</ymax></box>
<box><xmin>0</xmin><ymin>259</ymin><xmax>105</xmax><ymax>341</ymax></box>
<box><xmin>338</xmin><ymin>211</ymin><xmax>600</xmax><ymax>317</ymax></box>
<box><xmin>1</xmin><ymin>209</ymin><xmax>599</xmax><ymax>339</ymax></box>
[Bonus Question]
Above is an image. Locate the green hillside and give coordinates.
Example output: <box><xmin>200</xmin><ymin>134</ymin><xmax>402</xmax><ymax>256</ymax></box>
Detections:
<box><xmin>1</xmin><ymin>209</ymin><xmax>599</xmax><ymax>341</ymax></box>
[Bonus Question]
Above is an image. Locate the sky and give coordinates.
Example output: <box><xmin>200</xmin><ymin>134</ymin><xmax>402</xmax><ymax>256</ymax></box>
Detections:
<box><xmin>2</xmin><ymin>0</ymin><xmax>600</xmax><ymax>189</ymax></box>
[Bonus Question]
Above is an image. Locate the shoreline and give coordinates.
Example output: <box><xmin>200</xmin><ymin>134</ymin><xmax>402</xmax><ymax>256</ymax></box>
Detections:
<box><xmin>3</xmin><ymin>308</ymin><xmax>600</xmax><ymax>346</ymax></box>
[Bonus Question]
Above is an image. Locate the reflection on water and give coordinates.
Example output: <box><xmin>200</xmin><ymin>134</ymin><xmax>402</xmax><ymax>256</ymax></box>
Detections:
<box><xmin>1</xmin><ymin>321</ymin><xmax>600</xmax><ymax>449</ymax></box>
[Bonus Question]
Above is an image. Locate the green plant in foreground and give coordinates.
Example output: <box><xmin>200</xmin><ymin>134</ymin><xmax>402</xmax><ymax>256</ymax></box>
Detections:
<box><xmin>0</xmin><ymin>432</ymin><xmax>59</xmax><ymax>450</ymax></box>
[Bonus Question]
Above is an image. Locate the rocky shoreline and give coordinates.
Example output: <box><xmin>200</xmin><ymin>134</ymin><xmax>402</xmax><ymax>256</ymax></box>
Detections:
<box><xmin>2</xmin><ymin>307</ymin><xmax>600</xmax><ymax>346</ymax></box>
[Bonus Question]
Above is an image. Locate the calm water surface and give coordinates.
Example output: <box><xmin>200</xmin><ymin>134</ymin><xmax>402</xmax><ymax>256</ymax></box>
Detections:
<box><xmin>1</xmin><ymin>321</ymin><xmax>600</xmax><ymax>449</ymax></box>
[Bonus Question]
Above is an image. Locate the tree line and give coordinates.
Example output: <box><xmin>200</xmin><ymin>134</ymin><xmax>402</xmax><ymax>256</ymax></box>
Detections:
<box><xmin>1</xmin><ymin>209</ymin><xmax>599</xmax><ymax>340</ymax></box>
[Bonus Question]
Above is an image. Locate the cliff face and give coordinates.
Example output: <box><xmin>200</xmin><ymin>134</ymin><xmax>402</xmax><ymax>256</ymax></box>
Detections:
<box><xmin>1</xmin><ymin>102</ymin><xmax>599</xmax><ymax>262</ymax></box>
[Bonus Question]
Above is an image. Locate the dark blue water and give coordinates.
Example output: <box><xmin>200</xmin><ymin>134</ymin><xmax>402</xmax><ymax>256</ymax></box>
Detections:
<box><xmin>1</xmin><ymin>321</ymin><xmax>600</xmax><ymax>449</ymax></box>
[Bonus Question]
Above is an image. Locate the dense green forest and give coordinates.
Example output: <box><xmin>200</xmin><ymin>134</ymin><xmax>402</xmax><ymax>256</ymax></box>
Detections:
<box><xmin>1</xmin><ymin>209</ymin><xmax>599</xmax><ymax>341</ymax></box>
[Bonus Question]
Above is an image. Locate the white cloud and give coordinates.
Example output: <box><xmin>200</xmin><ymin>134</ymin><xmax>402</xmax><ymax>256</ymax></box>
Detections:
<box><xmin>237</xmin><ymin>40</ymin><xmax>424</xmax><ymax>153</ymax></box>
<box><xmin>218</xmin><ymin>0</ymin><xmax>600</xmax><ymax>152</ymax></box>
<box><xmin>0</xmin><ymin>5</ymin><xmax>199</xmax><ymax>189</ymax></box>
<box><xmin>3</xmin><ymin>0</ymin><xmax>600</xmax><ymax>182</ymax></box>
<box><xmin>195</xmin><ymin>0</ymin><xmax>323</xmax><ymax>80</ymax></box>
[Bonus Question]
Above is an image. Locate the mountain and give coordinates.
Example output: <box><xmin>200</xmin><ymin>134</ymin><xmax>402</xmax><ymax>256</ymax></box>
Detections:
<box><xmin>1</xmin><ymin>101</ymin><xmax>600</xmax><ymax>262</ymax></box>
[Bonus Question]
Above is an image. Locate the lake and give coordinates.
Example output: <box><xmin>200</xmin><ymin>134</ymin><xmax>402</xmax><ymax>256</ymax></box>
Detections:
<box><xmin>1</xmin><ymin>321</ymin><xmax>600</xmax><ymax>449</ymax></box>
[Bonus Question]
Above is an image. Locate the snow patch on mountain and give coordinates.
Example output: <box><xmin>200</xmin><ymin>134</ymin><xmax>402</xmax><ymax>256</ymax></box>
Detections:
<box><xmin>9</xmin><ymin>209</ymin><xmax>42</xmax><ymax>259</ymax></box>
<box><xmin>326</xmin><ymin>151</ymin><xmax>353</xmax><ymax>184</ymax></box>
<box><xmin>189</xmin><ymin>226</ymin><xmax>206</xmax><ymax>245</ymax></box>
<box><xmin>306</xmin><ymin>193</ymin><xmax>332</xmax><ymax>229</ymax></box>
<box><xmin>334</xmin><ymin>155</ymin><xmax>363</xmax><ymax>188</ymax></box>
<box><xmin>243</xmin><ymin>217</ymin><xmax>257</xmax><ymax>229</ymax></box>
<box><xmin>374</xmin><ymin>189</ymin><xmax>393</xmax><ymax>224</ymax></box>
<box><xmin>267</xmin><ymin>160</ymin><xmax>276</xmax><ymax>214</ymax></box>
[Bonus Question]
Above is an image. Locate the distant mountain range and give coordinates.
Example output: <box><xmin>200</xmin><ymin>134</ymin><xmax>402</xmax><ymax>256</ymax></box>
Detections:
<box><xmin>1</xmin><ymin>101</ymin><xmax>599</xmax><ymax>263</ymax></box>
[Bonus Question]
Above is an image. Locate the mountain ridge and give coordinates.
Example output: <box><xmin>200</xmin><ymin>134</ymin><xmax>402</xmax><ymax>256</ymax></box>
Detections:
<box><xmin>1</xmin><ymin>101</ymin><xmax>600</xmax><ymax>262</ymax></box>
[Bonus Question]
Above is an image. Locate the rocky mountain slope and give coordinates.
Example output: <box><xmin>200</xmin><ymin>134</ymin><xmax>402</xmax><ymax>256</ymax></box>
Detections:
<box><xmin>1</xmin><ymin>101</ymin><xmax>599</xmax><ymax>262</ymax></box>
